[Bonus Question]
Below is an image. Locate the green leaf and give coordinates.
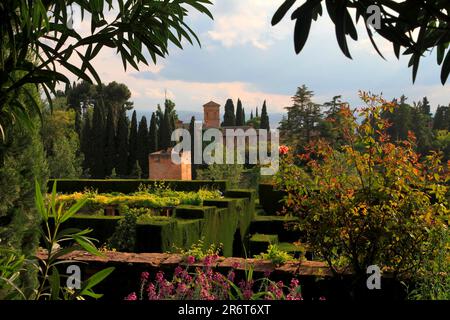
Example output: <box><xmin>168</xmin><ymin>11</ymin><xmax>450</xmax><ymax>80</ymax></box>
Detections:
<box><xmin>334</xmin><ymin>2</ymin><xmax>352</xmax><ymax>59</ymax></box>
<box><xmin>292</xmin><ymin>4</ymin><xmax>313</xmax><ymax>54</ymax></box>
<box><xmin>441</xmin><ymin>49</ymin><xmax>450</xmax><ymax>85</ymax></box>
<box><xmin>49</xmin><ymin>266</ymin><xmax>61</xmax><ymax>300</ymax></box>
<box><xmin>272</xmin><ymin>0</ymin><xmax>297</xmax><ymax>26</ymax></box>
<box><xmin>80</xmin><ymin>289</ymin><xmax>103</xmax><ymax>299</ymax></box>
<box><xmin>79</xmin><ymin>267</ymin><xmax>115</xmax><ymax>296</ymax></box>
<box><xmin>72</xmin><ymin>235</ymin><xmax>101</xmax><ymax>256</ymax></box>
<box><xmin>60</xmin><ymin>198</ymin><xmax>88</xmax><ymax>223</ymax></box>
<box><xmin>437</xmin><ymin>43</ymin><xmax>447</xmax><ymax>65</ymax></box>
<box><xmin>35</xmin><ymin>179</ymin><xmax>47</xmax><ymax>222</ymax></box>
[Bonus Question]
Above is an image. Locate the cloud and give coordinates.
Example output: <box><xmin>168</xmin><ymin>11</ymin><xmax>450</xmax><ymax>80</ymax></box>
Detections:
<box><xmin>56</xmin><ymin>0</ymin><xmax>449</xmax><ymax>118</ymax></box>
<box><xmin>206</xmin><ymin>0</ymin><xmax>290</xmax><ymax>50</ymax></box>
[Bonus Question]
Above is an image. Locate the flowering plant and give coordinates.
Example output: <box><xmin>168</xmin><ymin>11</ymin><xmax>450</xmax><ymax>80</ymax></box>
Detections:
<box><xmin>275</xmin><ymin>93</ymin><xmax>449</xmax><ymax>288</ymax></box>
<box><xmin>125</xmin><ymin>255</ymin><xmax>308</xmax><ymax>300</ymax></box>
<box><xmin>279</xmin><ymin>145</ymin><xmax>290</xmax><ymax>155</ymax></box>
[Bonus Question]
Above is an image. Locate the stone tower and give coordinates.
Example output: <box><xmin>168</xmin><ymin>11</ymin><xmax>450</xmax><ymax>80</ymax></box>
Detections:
<box><xmin>203</xmin><ymin>101</ymin><xmax>220</xmax><ymax>128</ymax></box>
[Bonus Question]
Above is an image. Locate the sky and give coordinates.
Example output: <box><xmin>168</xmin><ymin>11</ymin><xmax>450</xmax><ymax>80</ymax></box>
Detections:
<box><xmin>66</xmin><ymin>0</ymin><xmax>450</xmax><ymax>118</ymax></box>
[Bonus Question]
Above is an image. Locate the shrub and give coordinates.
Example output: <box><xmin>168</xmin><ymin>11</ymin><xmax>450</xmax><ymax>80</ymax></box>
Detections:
<box><xmin>254</xmin><ymin>244</ymin><xmax>294</xmax><ymax>265</ymax></box>
<box><xmin>407</xmin><ymin>225</ymin><xmax>450</xmax><ymax>300</ymax></box>
<box><xmin>275</xmin><ymin>93</ymin><xmax>449</xmax><ymax>290</ymax></box>
<box><xmin>173</xmin><ymin>239</ymin><xmax>223</xmax><ymax>263</ymax></box>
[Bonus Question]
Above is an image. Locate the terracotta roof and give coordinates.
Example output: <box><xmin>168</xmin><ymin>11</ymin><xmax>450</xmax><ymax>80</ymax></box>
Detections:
<box><xmin>203</xmin><ymin>101</ymin><xmax>220</xmax><ymax>108</ymax></box>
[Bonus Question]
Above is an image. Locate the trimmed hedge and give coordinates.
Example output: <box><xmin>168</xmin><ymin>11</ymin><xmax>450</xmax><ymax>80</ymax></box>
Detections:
<box><xmin>249</xmin><ymin>233</ymin><xmax>279</xmax><ymax>256</ymax></box>
<box><xmin>175</xmin><ymin>205</ymin><xmax>216</xmax><ymax>219</ymax></box>
<box><xmin>258</xmin><ymin>183</ymin><xmax>287</xmax><ymax>215</ymax></box>
<box><xmin>135</xmin><ymin>217</ymin><xmax>204</xmax><ymax>253</ymax></box>
<box><xmin>48</xmin><ymin>179</ymin><xmax>229</xmax><ymax>194</ymax></box>
<box><xmin>249</xmin><ymin>215</ymin><xmax>302</xmax><ymax>242</ymax></box>
<box><xmin>48</xmin><ymin>215</ymin><xmax>123</xmax><ymax>246</ymax></box>
<box><xmin>51</xmin><ymin>187</ymin><xmax>257</xmax><ymax>257</ymax></box>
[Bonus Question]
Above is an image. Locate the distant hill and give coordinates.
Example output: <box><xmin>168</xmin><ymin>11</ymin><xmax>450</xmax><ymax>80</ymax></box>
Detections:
<box><xmin>129</xmin><ymin>110</ymin><xmax>285</xmax><ymax>128</ymax></box>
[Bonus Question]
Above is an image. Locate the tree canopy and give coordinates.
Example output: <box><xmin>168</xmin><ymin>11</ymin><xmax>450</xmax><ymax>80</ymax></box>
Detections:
<box><xmin>0</xmin><ymin>0</ymin><xmax>213</xmax><ymax>139</ymax></box>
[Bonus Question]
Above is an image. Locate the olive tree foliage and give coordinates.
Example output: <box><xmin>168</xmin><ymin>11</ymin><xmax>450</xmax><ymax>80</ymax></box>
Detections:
<box><xmin>0</xmin><ymin>0</ymin><xmax>213</xmax><ymax>140</ymax></box>
<box><xmin>272</xmin><ymin>0</ymin><xmax>450</xmax><ymax>84</ymax></box>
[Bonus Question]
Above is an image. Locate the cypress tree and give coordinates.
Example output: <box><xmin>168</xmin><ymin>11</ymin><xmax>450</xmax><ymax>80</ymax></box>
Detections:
<box><xmin>137</xmin><ymin>116</ymin><xmax>149</xmax><ymax>178</ymax></box>
<box><xmin>91</xmin><ymin>104</ymin><xmax>105</xmax><ymax>178</ymax></box>
<box><xmin>75</xmin><ymin>110</ymin><xmax>82</xmax><ymax>137</ymax></box>
<box><xmin>256</xmin><ymin>107</ymin><xmax>259</xmax><ymax>118</ymax></box>
<box><xmin>250</xmin><ymin>110</ymin><xmax>254</xmax><ymax>120</ymax></box>
<box><xmin>149</xmin><ymin>112</ymin><xmax>158</xmax><ymax>153</ymax></box>
<box><xmin>104</xmin><ymin>106</ymin><xmax>116</xmax><ymax>177</ymax></box>
<box><xmin>160</xmin><ymin>108</ymin><xmax>172</xmax><ymax>151</ymax></box>
<box><xmin>242</xmin><ymin>108</ymin><xmax>246</xmax><ymax>124</ymax></box>
<box><xmin>130</xmin><ymin>160</ymin><xmax>142</xmax><ymax>178</ymax></box>
<box><xmin>222</xmin><ymin>99</ymin><xmax>236</xmax><ymax>126</ymax></box>
<box><xmin>260</xmin><ymin>100</ymin><xmax>270</xmax><ymax>130</ymax></box>
<box><xmin>236</xmin><ymin>99</ymin><xmax>244</xmax><ymax>126</ymax></box>
<box><xmin>189</xmin><ymin>116</ymin><xmax>196</xmax><ymax>178</ymax></box>
<box><xmin>128</xmin><ymin>111</ymin><xmax>138</xmax><ymax>175</ymax></box>
<box><xmin>115</xmin><ymin>108</ymin><xmax>129</xmax><ymax>176</ymax></box>
<box><xmin>80</xmin><ymin>112</ymin><xmax>92</xmax><ymax>172</ymax></box>
<box><xmin>156</xmin><ymin>105</ymin><xmax>165</xmax><ymax>148</ymax></box>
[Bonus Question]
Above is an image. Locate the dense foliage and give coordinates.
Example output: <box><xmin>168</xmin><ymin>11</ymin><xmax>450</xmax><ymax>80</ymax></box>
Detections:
<box><xmin>275</xmin><ymin>93</ymin><xmax>449</xmax><ymax>293</ymax></box>
<box><xmin>0</xmin><ymin>0</ymin><xmax>213</xmax><ymax>139</ymax></box>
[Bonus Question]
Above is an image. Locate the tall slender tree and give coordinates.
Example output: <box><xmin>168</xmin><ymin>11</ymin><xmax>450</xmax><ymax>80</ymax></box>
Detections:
<box><xmin>128</xmin><ymin>110</ymin><xmax>138</xmax><ymax>175</ymax></box>
<box><xmin>242</xmin><ymin>108</ymin><xmax>246</xmax><ymax>124</ymax></box>
<box><xmin>80</xmin><ymin>112</ymin><xmax>92</xmax><ymax>172</ymax></box>
<box><xmin>91</xmin><ymin>104</ymin><xmax>105</xmax><ymax>178</ymax></box>
<box><xmin>104</xmin><ymin>106</ymin><xmax>116</xmax><ymax>177</ymax></box>
<box><xmin>189</xmin><ymin>116</ymin><xmax>196</xmax><ymax>178</ymax></box>
<box><xmin>137</xmin><ymin>116</ymin><xmax>149</xmax><ymax>177</ymax></box>
<box><xmin>156</xmin><ymin>104</ymin><xmax>165</xmax><ymax>148</ymax></box>
<box><xmin>260</xmin><ymin>100</ymin><xmax>270</xmax><ymax>130</ymax></box>
<box><xmin>115</xmin><ymin>108</ymin><xmax>129</xmax><ymax>176</ymax></box>
<box><xmin>149</xmin><ymin>112</ymin><xmax>158</xmax><ymax>153</ymax></box>
<box><xmin>160</xmin><ymin>108</ymin><xmax>172</xmax><ymax>151</ymax></box>
<box><xmin>222</xmin><ymin>99</ymin><xmax>236</xmax><ymax>126</ymax></box>
<box><xmin>236</xmin><ymin>99</ymin><xmax>244</xmax><ymax>126</ymax></box>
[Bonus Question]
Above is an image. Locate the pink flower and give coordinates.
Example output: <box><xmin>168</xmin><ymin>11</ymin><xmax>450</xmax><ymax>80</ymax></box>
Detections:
<box><xmin>141</xmin><ymin>272</ymin><xmax>149</xmax><ymax>282</ymax></box>
<box><xmin>147</xmin><ymin>283</ymin><xmax>158</xmax><ymax>300</ymax></box>
<box><xmin>125</xmin><ymin>292</ymin><xmax>137</xmax><ymax>300</ymax></box>
<box><xmin>232</xmin><ymin>262</ymin><xmax>241</xmax><ymax>269</ymax></box>
<box><xmin>174</xmin><ymin>266</ymin><xmax>184</xmax><ymax>277</ymax></box>
<box><xmin>186</xmin><ymin>255</ymin><xmax>195</xmax><ymax>265</ymax></box>
<box><xmin>290</xmin><ymin>278</ymin><xmax>300</xmax><ymax>288</ymax></box>
<box><xmin>176</xmin><ymin>283</ymin><xmax>188</xmax><ymax>295</ymax></box>
<box><xmin>155</xmin><ymin>271</ymin><xmax>165</xmax><ymax>284</ymax></box>
<box><xmin>227</xmin><ymin>270</ymin><xmax>235</xmax><ymax>282</ymax></box>
<box><xmin>204</xmin><ymin>256</ymin><xmax>212</xmax><ymax>266</ymax></box>
<box><xmin>243</xmin><ymin>289</ymin><xmax>253</xmax><ymax>300</ymax></box>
